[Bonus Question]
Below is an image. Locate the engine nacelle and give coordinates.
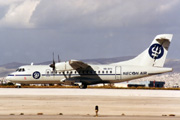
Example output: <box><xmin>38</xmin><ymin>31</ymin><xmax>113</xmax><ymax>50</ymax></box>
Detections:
<box><xmin>55</xmin><ymin>61</ymin><xmax>73</xmax><ymax>72</ymax></box>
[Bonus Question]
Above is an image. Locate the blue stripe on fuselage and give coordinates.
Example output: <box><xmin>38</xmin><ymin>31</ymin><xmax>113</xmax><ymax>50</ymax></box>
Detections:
<box><xmin>8</xmin><ymin>74</ymin><xmax>121</xmax><ymax>77</ymax></box>
<box><xmin>8</xmin><ymin>74</ymin><xmax>31</xmax><ymax>76</ymax></box>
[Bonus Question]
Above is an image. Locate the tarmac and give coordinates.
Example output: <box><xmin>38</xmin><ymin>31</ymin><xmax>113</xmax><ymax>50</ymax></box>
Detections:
<box><xmin>0</xmin><ymin>115</ymin><xmax>180</xmax><ymax>120</ymax></box>
<box><xmin>0</xmin><ymin>88</ymin><xmax>180</xmax><ymax>120</ymax></box>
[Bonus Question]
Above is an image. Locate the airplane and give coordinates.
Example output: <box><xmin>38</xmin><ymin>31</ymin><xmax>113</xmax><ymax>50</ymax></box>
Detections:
<box><xmin>6</xmin><ymin>34</ymin><xmax>173</xmax><ymax>88</ymax></box>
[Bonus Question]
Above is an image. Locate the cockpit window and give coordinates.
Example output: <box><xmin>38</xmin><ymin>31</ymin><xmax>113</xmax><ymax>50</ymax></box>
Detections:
<box><xmin>16</xmin><ymin>68</ymin><xmax>25</xmax><ymax>72</ymax></box>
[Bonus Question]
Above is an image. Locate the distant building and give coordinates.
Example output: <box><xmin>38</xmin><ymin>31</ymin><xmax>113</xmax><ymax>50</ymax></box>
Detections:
<box><xmin>105</xmin><ymin>81</ymin><xmax>166</xmax><ymax>88</ymax></box>
<box><xmin>148</xmin><ymin>81</ymin><xmax>165</xmax><ymax>88</ymax></box>
<box><xmin>128</xmin><ymin>84</ymin><xmax>145</xmax><ymax>88</ymax></box>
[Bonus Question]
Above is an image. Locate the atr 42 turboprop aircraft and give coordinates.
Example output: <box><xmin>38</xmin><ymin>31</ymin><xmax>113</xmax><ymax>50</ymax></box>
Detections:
<box><xmin>6</xmin><ymin>34</ymin><xmax>173</xmax><ymax>88</ymax></box>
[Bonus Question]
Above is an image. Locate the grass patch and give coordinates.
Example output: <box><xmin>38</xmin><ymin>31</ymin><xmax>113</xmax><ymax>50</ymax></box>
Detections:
<box><xmin>169</xmin><ymin>114</ymin><xmax>175</xmax><ymax>116</ymax></box>
<box><xmin>37</xmin><ymin>113</ymin><xmax>43</xmax><ymax>115</ymax></box>
<box><xmin>59</xmin><ymin>113</ymin><xmax>63</xmax><ymax>115</ymax></box>
<box><xmin>20</xmin><ymin>113</ymin><xmax>24</xmax><ymax>115</ymax></box>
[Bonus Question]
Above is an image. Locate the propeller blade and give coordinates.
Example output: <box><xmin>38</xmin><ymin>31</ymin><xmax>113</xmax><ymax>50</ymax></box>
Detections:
<box><xmin>58</xmin><ymin>55</ymin><xmax>61</xmax><ymax>62</ymax></box>
<box><xmin>53</xmin><ymin>52</ymin><xmax>55</xmax><ymax>63</ymax></box>
<box><xmin>50</xmin><ymin>52</ymin><xmax>56</xmax><ymax>71</ymax></box>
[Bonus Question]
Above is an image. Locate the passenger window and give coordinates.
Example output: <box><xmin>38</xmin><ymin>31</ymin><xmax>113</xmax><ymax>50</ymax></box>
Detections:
<box><xmin>110</xmin><ymin>71</ymin><xmax>112</xmax><ymax>74</ymax></box>
<box><xmin>106</xmin><ymin>71</ymin><xmax>108</xmax><ymax>74</ymax></box>
<box><xmin>98</xmin><ymin>71</ymin><xmax>100</xmax><ymax>74</ymax></box>
<box><xmin>102</xmin><ymin>71</ymin><xmax>104</xmax><ymax>74</ymax></box>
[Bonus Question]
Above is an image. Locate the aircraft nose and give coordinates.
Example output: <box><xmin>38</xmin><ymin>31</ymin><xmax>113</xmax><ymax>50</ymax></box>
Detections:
<box><xmin>5</xmin><ymin>74</ymin><xmax>14</xmax><ymax>81</ymax></box>
<box><xmin>5</xmin><ymin>76</ymin><xmax>10</xmax><ymax>81</ymax></box>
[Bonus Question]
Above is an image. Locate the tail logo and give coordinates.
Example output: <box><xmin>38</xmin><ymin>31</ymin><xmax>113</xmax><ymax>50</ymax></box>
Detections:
<box><xmin>149</xmin><ymin>44</ymin><xmax>164</xmax><ymax>59</ymax></box>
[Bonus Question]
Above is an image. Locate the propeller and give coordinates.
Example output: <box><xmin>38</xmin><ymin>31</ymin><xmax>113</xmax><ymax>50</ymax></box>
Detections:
<box><xmin>50</xmin><ymin>52</ymin><xmax>56</xmax><ymax>71</ymax></box>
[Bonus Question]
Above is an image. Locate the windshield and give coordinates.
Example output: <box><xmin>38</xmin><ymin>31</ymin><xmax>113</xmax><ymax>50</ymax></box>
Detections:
<box><xmin>16</xmin><ymin>68</ymin><xmax>25</xmax><ymax>72</ymax></box>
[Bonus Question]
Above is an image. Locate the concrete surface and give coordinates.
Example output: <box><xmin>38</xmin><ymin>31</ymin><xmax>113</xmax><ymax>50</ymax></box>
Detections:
<box><xmin>0</xmin><ymin>115</ymin><xmax>180</xmax><ymax>120</ymax></box>
<box><xmin>0</xmin><ymin>88</ymin><xmax>180</xmax><ymax>120</ymax></box>
<box><xmin>0</xmin><ymin>88</ymin><xmax>180</xmax><ymax>97</ymax></box>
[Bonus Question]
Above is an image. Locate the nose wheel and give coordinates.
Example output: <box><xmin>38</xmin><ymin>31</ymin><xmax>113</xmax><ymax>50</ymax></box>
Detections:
<box><xmin>15</xmin><ymin>83</ymin><xmax>21</xmax><ymax>88</ymax></box>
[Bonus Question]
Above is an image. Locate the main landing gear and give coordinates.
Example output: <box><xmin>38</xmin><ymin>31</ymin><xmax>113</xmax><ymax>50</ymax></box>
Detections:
<box><xmin>79</xmin><ymin>84</ymin><xmax>87</xmax><ymax>89</ymax></box>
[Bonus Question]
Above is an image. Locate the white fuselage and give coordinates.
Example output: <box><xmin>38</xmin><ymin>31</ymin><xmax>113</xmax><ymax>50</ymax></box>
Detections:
<box><xmin>6</xmin><ymin>64</ymin><xmax>172</xmax><ymax>85</ymax></box>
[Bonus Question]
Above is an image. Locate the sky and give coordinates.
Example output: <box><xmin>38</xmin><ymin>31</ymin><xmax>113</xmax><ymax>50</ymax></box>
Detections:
<box><xmin>0</xmin><ymin>0</ymin><xmax>179</xmax><ymax>65</ymax></box>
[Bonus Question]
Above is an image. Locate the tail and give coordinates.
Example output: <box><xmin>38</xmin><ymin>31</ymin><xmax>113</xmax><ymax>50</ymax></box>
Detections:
<box><xmin>113</xmin><ymin>34</ymin><xmax>173</xmax><ymax>67</ymax></box>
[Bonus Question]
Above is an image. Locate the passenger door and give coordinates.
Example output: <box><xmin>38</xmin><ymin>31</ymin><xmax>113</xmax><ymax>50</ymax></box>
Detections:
<box><xmin>115</xmin><ymin>66</ymin><xmax>121</xmax><ymax>80</ymax></box>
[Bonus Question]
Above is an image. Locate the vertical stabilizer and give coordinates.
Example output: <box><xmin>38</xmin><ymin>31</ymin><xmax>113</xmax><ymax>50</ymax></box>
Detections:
<box><xmin>113</xmin><ymin>34</ymin><xmax>173</xmax><ymax>67</ymax></box>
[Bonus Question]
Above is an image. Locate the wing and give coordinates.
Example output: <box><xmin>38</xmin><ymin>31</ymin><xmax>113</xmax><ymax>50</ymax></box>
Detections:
<box><xmin>66</xmin><ymin>60</ymin><xmax>102</xmax><ymax>82</ymax></box>
<box><xmin>69</xmin><ymin>60</ymin><xmax>90</xmax><ymax>70</ymax></box>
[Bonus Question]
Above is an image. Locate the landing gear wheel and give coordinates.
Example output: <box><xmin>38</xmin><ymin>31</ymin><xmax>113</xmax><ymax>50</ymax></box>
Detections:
<box><xmin>79</xmin><ymin>84</ymin><xmax>87</xmax><ymax>89</ymax></box>
<box><xmin>16</xmin><ymin>86</ymin><xmax>21</xmax><ymax>88</ymax></box>
<box><xmin>15</xmin><ymin>83</ymin><xmax>21</xmax><ymax>88</ymax></box>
